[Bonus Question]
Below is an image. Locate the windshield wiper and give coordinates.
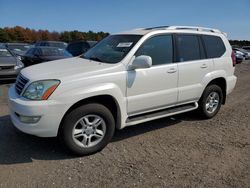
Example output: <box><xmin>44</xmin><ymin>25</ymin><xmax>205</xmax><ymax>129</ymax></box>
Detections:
<box><xmin>88</xmin><ymin>56</ymin><xmax>103</xmax><ymax>63</ymax></box>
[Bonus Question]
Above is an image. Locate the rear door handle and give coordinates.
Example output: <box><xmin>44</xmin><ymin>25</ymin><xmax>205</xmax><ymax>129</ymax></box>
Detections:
<box><xmin>167</xmin><ymin>68</ymin><xmax>177</xmax><ymax>73</ymax></box>
<box><xmin>200</xmin><ymin>64</ymin><xmax>208</xmax><ymax>68</ymax></box>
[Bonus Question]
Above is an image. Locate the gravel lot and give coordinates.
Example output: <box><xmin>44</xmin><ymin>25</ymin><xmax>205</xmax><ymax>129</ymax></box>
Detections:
<box><xmin>0</xmin><ymin>61</ymin><xmax>250</xmax><ymax>188</ymax></box>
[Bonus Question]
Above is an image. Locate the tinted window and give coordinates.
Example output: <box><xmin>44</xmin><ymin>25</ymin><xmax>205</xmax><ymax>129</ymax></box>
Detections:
<box><xmin>135</xmin><ymin>35</ymin><xmax>173</xmax><ymax>65</ymax></box>
<box><xmin>26</xmin><ymin>48</ymin><xmax>35</xmax><ymax>55</ymax></box>
<box><xmin>202</xmin><ymin>35</ymin><xmax>226</xmax><ymax>58</ymax></box>
<box><xmin>176</xmin><ymin>35</ymin><xmax>200</xmax><ymax>62</ymax></box>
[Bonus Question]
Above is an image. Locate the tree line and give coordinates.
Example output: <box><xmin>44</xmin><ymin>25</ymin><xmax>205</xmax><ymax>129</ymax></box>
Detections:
<box><xmin>0</xmin><ymin>26</ymin><xmax>250</xmax><ymax>47</ymax></box>
<box><xmin>229</xmin><ymin>40</ymin><xmax>250</xmax><ymax>47</ymax></box>
<box><xmin>0</xmin><ymin>26</ymin><xmax>109</xmax><ymax>43</ymax></box>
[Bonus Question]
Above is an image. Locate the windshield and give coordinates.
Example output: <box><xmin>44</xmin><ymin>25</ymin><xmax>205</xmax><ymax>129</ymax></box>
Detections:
<box><xmin>0</xmin><ymin>48</ymin><xmax>12</xmax><ymax>57</ymax></box>
<box><xmin>82</xmin><ymin>35</ymin><xmax>142</xmax><ymax>63</ymax></box>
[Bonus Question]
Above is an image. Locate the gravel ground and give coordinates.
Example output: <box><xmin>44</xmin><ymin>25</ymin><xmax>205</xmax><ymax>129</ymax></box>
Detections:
<box><xmin>0</xmin><ymin>61</ymin><xmax>249</xmax><ymax>188</ymax></box>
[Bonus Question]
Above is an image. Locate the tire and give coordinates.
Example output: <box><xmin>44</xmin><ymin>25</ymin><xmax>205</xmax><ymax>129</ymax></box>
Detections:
<box><xmin>60</xmin><ymin>103</ymin><xmax>115</xmax><ymax>155</ymax></box>
<box><xmin>197</xmin><ymin>85</ymin><xmax>223</xmax><ymax>119</ymax></box>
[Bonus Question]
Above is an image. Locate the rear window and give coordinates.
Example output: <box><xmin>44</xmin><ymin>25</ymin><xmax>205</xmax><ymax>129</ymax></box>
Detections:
<box><xmin>202</xmin><ymin>35</ymin><xmax>226</xmax><ymax>58</ymax></box>
<box><xmin>176</xmin><ymin>35</ymin><xmax>201</xmax><ymax>62</ymax></box>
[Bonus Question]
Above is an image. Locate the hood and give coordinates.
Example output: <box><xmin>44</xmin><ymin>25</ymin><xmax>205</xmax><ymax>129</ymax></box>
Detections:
<box><xmin>21</xmin><ymin>57</ymin><xmax>123</xmax><ymax>82</ymax></box>
<box><xmin>0</xmin><ymin>56</ymin><xmax>17</xmax><ymax>66</ymax></box>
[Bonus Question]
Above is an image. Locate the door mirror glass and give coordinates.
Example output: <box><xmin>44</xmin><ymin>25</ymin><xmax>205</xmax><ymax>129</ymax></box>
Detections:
<box><xmin>129</xmin><ymin>55</ymin><xmax>152</xmax><ymax>70</ymax></box>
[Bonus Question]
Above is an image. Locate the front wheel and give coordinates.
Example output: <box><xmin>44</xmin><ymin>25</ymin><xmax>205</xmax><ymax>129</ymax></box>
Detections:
<box><xmin>60</xmin><ymin>103</ymin><xmax>115</xmax><ymax>155</ymax></box>
<box><xmin>198</xmin><ymin>85</ymin><xmax>223</xmax><ymax>119</ymax></box>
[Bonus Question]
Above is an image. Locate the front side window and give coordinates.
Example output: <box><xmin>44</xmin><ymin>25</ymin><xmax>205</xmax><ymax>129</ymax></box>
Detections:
<box><xmin>82</xmin><ymin>35</ymin><xmax>142</xmax><ymax>64</ymax></box>
<box><xmin>176</xmin><ymin>35</ymin><xmax>201</xmax><ymax>62</ymax></box>
<box><xmin>135</xmin><ymin>35</ymin><xmax>173</xmax><ymax>65</ymax></box>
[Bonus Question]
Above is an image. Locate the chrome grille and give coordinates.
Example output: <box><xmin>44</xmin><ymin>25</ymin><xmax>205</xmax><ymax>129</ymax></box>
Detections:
<box><xmin>15</xmin><ymin>74</ymin><xmax>29</xmax><ymax>95</ymax></box>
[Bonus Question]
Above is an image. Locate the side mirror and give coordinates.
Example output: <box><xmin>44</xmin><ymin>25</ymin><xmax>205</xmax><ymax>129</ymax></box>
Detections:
<box><xmin>129</xmin><ymin>55</ymin><xmax>152</xmax><ymax>70</ymax></box>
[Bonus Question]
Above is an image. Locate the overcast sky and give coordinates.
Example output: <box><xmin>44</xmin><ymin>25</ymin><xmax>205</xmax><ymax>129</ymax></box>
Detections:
<box><xmin>0</xmin><ymin>0</ymin><xmax>249</xmax><ymax>40</ymax></box>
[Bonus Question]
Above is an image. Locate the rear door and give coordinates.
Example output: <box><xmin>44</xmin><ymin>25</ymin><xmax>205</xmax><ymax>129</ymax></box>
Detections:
<box><xmin>176</xmin><ymin>34</ymin><xmax>213</xmax><ymax>103</ymax></box>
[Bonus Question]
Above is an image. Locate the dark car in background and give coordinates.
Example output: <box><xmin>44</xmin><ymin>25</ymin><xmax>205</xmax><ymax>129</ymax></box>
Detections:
<box><xmin>35</xmin><ymin>41</ymin><xmax>67</xmax><ymax>49</ymax></box>
<box><xmin>0</xmin><ymin>45</ymin><xmax>24</xmax><ymax>80</ymax></box>
<box><xmin>66</xmin><ymin>41</ymin><xmax>97</xmax><ymax>56</ymax></box>
<box><xmin>22</xmin><ymin>46</ymin><xmax>72</xmax><ymax>67</ymax></box>
<box><xmin>5</xmin><ymin>43</ymin><xmax>32</xmax><ymax>60</ymax></box>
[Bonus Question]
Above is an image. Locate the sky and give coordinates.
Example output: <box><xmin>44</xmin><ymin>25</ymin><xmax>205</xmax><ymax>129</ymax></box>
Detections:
<box><xmin>0</xmin><ymin>0</ymin><xmax>249</xmax><ymax>40</ymax></box>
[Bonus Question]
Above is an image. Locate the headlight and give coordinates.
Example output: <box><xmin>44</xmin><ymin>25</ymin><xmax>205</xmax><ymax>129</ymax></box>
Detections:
<box><xmin>22</xmin><ymin>80</ymin><xmax>60</xmax><ymax>100</ymax></box>
<box><xmin>14</xmin><ymin>59</ymin><xmax>24</xmax><ymax>70</ymax></box>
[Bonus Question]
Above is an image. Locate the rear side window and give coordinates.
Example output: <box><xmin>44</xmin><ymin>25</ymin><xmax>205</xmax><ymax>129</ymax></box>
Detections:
<box><xmin>202</xmin><ymin>35</ymin><xmax>226</xmax><ymax>58</ymax></box>
<box><xmin>176</xmin><ymin>35</ymin><xmax>201</xmax><ymax>62</ymax></box>
<box><xmin>135</xmin><ymin>35</ymin><xmax>173</xmax><ymax>65</ymax></box>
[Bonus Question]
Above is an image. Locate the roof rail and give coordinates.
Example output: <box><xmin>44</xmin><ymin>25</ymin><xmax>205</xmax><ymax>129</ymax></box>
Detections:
<box><xmin>167</xmin><ymin>26</ymin><xmax>227</xmax><ymax>35</ymax></box>
<box><xmin>144</xmin><ymin>26</ymin><xmax>169</xmax><ymax>30</ymax></box>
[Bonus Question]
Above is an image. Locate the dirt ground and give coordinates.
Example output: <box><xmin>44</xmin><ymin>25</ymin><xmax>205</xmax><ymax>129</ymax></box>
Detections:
<box><xmin>0</xmin><ymin>61</ymin><xmax>249</xmax><ymax>188</ymax></box>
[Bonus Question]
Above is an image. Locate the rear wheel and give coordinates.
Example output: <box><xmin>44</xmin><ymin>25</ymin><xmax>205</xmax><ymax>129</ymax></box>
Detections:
<box><xmin>198</xmin><ymin>85</ymin><xmax>223</xmax><ymax>119</ymax></box>
<box><xmin>61</xmin><ymin>103</ymin><xmax>115</xmax><ymax>155</ymax></box>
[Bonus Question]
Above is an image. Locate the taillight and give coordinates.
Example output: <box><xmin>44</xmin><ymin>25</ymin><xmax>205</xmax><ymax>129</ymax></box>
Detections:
<box><xmin>231</xmin><ymin>51</ymin><xmax>236</xmax><ymax>67</ymax></box>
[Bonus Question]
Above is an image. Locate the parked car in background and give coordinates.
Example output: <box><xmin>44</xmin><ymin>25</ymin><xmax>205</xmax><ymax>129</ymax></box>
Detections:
<box><xmin>233</xmin><ymin>48</ymin><xmax>250</xmax><ymax>60</ymax></box>
<box><xmin>0</xmin><ymin>45</ymin><xmax>24</xmax><ymax>80</ymax></box>
<box><xmin>5</xmin><ymin>43</ymin><xmax>31</xmax><ymax>60</ymax></box>
<box><xmin>242</xmin><ymin>46</ymin><xmax>250</xmax><ymax>52</ymax></box>
<box><xmin>35</xmin><ymin>41</ymin><xmax>67</xmax><ymax>49</ymax></box>
<box><xmin>66</xmin><ymin>41</ymin><xmax>97</xmax><ymax>56</ymax></box>
<box><xmin>22</xmin><ymin>46</ymin><xmax>72</xmax><ymax>67</ymax></box>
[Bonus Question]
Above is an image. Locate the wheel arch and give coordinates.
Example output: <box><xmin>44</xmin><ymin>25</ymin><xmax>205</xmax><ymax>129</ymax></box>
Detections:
<box><xmin>58</xmin><ymin>95</ymin><xmax>122</xmax><ymax>136</ymax></box>
<box><xmin>205</xmin><ymin>77</ymin><xmax>227</xmax><ymax>104</ymax></box>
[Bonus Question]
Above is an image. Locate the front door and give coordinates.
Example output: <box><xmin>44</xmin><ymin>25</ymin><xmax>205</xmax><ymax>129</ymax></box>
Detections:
<box><xmin>126</xmin><ymin>34</ymin><xmax>178</xmax><ymax>115</ymax></box>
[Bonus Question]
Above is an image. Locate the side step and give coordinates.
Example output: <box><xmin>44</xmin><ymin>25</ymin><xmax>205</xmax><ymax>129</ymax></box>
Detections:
<box><xmin>126</xmin><ymin>102</ymin><xmax>198</xmax><ymax>126</ymax></box>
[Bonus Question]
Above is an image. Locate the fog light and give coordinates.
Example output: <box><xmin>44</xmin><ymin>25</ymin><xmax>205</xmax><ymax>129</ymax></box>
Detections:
<box><xmin>15</xmin><ymin>113</ymin><xmax>41</xmax><ymax>124</ymax></box>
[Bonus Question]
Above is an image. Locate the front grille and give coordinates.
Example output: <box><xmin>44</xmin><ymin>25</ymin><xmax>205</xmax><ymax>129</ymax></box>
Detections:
<box><xmin>0</xmin><ymin>66</ymin><xmax>14</xmax><ymax>70</ymax></box>
<box><xmin>15</xmin><ymin>74</ymin><xmax>29</xmax><ymax>95</ymax></box>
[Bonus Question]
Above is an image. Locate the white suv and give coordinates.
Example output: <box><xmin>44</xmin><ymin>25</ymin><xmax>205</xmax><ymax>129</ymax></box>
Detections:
<box><xmin>8</xmin><ymin>26</ymin><xmax>237</xmax><ymax>155</ymax></box>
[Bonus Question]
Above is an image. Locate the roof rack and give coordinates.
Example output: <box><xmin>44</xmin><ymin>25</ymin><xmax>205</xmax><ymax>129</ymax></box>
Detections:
<box><xmin>144</xmin><ymin>26</ymin><xmax>169</xmax><ymax>30</ymax></box>
<box><xmin>143</xmin><ymin>25</ymin><xmax>227</xmax><ymax>37</ymax></box>
<box><xmin>167</xmin><ymin>26</ymin><xmax>221</xmax><ymax>33</ymax></box>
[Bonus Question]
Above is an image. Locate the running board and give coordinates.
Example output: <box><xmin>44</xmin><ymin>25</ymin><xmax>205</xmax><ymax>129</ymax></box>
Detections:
<box><xmin>126</xmin><ymin>102</ymin><xmax>198</xmax><ymax>126</ymax></box>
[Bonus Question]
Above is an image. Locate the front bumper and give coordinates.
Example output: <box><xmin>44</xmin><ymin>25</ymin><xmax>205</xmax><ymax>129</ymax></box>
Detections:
<box><xmin>8</xmin><ymin>85</ymin><xmax>68</xmax><ymax>137</ymax></box>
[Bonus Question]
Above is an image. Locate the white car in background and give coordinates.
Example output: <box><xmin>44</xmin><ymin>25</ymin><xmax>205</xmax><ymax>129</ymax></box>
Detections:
<box><xmin>8</xmin><ymin>26</ymin><xmax>237</xmax><ymax>155</ymax></box>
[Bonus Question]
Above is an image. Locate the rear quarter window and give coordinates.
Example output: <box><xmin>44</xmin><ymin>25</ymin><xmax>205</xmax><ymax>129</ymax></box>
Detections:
<box><xmin>202</xmin><ymin>35</ymin><xmax>226</xmax><ymax>58</ymax></box>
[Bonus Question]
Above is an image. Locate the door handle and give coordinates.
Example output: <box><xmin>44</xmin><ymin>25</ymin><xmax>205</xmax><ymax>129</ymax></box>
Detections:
<box><xmin>200</xmin><ymin>64</ymin><xmax>208</xmax><ymax>68</ymax></box>
<box><xmin>167</xmin><ymin>68</ymin><xmax>177</xmax><ymax>73</ymax></box>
